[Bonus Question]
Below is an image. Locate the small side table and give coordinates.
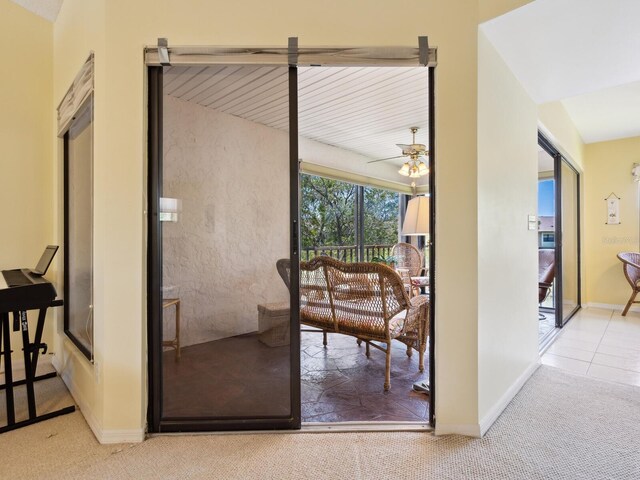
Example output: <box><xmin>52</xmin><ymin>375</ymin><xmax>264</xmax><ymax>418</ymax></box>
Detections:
<box><xmin>162</xmin><ymin>298</ymin><xmax>181</xmax><ymax>360</ymax></box>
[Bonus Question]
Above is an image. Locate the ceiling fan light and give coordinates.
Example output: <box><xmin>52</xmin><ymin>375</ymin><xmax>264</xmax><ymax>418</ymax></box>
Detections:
<box><xmin>409</xmin><ymin>166</ymin><xmax>421</xmax><ymax>178</ymax></box>
<box><xmin>398</xmin><ymin>163</ymin><xmax>410</xmax><ymax>176</ymax></box>
<box><xmin>418</xmin><ymin>162</ymin><xmax>428</xmax><ymax>174</ymax></box>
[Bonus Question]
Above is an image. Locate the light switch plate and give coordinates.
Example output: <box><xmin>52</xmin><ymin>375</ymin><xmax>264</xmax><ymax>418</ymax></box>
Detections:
<box><xmin>528</xmin><ymin>215</ymin><xmax>537</xmax><ymax>231</ymax></box>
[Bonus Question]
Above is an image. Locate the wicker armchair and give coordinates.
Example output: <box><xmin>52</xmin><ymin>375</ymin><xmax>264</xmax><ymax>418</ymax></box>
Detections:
<box><xmin>617</xmin><ymin>252</ymin><xmax>640</xmax><ymax>316</ymax></box>
<box><xmin>300</xmin><ymin>256</ymin><xmax>429</xmax><ymax>391</ymax></box>
<box><xmin>391</xmin><ymin>242</ymin><xmax>425</xmax><ymax>296</ymax></box>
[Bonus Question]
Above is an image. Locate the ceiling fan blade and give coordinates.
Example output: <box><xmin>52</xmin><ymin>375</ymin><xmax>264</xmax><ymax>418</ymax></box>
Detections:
<box><xmin>396</xmin><ymin>143</ymin><xmax>412</xmax><ymax>150</ymax></box>
<box><xmin>367</xmin><ymin>155</ymin><xmax>405</xmax><ymax>164</ymax></box>
<box><xmin>412</xmin><ymin>144</ymin><xmax>427</xmax><ymax>152</ymax></box>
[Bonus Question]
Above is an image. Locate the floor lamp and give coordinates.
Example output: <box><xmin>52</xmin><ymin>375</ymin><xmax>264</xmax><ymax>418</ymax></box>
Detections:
<box><xmin>401</xmin><ymin>195</ymin><xmax>431</xmax><ymax>395</ymax></box>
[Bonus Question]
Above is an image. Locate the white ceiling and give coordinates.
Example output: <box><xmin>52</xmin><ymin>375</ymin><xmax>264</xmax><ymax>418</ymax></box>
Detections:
<box><xmin>164</xmin><ymin>65</ymin><xmax>429</xmax><ymax>163</ymax></box>
<box><xmin>10</xmin><ymin>0</ymin><xmax>62</xmax><ymax>22</ymax></box>
<box><xmin>482</xmin><ymin>0</ymin><xmax>640</xmax><ymax>144</ymax></box>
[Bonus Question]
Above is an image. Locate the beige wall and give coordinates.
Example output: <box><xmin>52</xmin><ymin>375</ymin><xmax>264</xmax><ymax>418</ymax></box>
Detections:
<box><xmin>477</xmin><ymin>31</ymin><xmax>539</xmax><ymax>431</ymax></box>
<box><xmin>0</xmin><ymin>1</ymin><xmax>53</xmax><ymax>364</ymax></box>
<box><xmin>52</xmin><ymin>0</ymin><xmax>109</xmax><ymax>440</ymax></box>
<box><xmin>584</xmin><ymin>136</ymin><xmax>640</xmax><ymax>307</ymax></box>
<box><xmin>47</xmin><ymin>0</ymin><xmax>550</xmax><ymax>440</ymax></box>
<box><xmin>50</xmin><ymin>0</ymin><xmax>483</xmax><ymax>438</ymax></box>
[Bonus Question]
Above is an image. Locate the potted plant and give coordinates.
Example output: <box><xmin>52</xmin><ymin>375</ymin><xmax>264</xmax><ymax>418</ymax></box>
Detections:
<box><xmin>371</xmin><ymin>255</ymin><xmax>397</xmax><ymax>267</ymax></box>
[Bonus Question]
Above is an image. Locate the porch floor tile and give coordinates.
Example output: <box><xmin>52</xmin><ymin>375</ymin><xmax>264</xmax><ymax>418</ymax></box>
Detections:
<box><xmin>301</xmin><ymin>332</ymin><xmax>430</xmax><ymax>423</ymax></box>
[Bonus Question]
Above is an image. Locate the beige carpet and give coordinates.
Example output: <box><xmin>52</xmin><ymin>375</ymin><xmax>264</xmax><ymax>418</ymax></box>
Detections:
<box><xmin>1</xmin><ymin>366</ymin><xmax>639</xmax><ymax>479</ymax></box>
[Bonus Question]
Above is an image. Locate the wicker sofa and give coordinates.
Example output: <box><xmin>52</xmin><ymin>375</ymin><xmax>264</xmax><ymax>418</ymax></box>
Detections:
<box><xmin>300</xmin><ymin>256</ymin><xmax>429</xmax><ymax>391</ymax></box>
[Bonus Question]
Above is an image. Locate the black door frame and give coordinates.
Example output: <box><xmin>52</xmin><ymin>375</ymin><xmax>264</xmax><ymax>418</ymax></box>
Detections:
<box><xmin>147</xmin><ymin>66</ymin><xmax>301</xmax><ymax>432</ymax></box>
<box><xmin>147</xmin><ymin>61</ymin><xmax>437</xmax><ymax>431</ymax></box>
<box><xmin>427</xmin><ymin>66</ymin><xmax>436</xmax><ymax>427</ymax></box>
<box><xmin>538</xmin><ymin>132</ymin><xmax>581</xmax><ymax>328</ymax></box>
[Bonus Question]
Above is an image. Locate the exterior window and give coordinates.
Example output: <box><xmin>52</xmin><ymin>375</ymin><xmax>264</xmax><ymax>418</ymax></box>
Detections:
<box><xmin>300</xmin><ymin>174</ymin><xmax>403</xmax><ymax>262</ymax></box>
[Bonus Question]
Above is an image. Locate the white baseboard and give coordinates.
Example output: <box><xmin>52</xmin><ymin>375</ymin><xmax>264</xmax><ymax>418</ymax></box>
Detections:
<box><xmin>479</xmin><ymin>360</ymin><xmax>540</xmax><ymax>437</ymax></box>
<box><xmin>98</xmin><ymin>428</ymin><xmax>146</xmax><ymax>444</ymax></box>
<box><xmin>585</xmin><ymin>302</ymin><xmax>640</xmax><ymax>313</ymax></box>
<box><xmin>435</xmin><ymin>360</ymin><xmax>540</xmax><ymax>438</ymax></box>
<box><xmin>52</xmin><ymin>353</ymin><xmax>145</xmax><ymax>444</ymax></box>
<box><xmin>434</xmin><ymin>423</ymin><xmax>481</xmax><ymax>437</ymax></box>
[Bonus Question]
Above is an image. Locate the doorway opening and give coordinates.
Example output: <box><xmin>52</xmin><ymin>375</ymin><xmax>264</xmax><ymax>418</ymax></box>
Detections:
<box><xmin>538</xmin><ymin>133</ymin><xmax>581</xmax><ymax>351</ymax></box>
<box><xmin>146</xmin><ymin>47</ymin><xmax>436</xmax><ymax>432</ymax></box>
<box><xmin>297</xmin><ymin>66</ymin><xmax>432</xmax><ymax>423</ymax></box>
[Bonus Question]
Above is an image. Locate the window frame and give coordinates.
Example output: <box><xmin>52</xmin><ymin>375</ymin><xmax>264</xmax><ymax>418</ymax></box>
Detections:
<box><xmin>63</xmin><ymin>95</ymin><xmax>95</xmax><ymax>361</ymax></box>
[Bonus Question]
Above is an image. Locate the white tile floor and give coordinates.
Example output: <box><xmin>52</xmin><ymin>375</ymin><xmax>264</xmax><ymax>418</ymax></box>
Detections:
<box><xmin>541</xmin><ymin>307</ymin><xmax>640</xmax><ymax>387</ymax></box>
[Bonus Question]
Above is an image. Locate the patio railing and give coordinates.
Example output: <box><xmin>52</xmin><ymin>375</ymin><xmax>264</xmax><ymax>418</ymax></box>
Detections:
<box><xmin>301</xmin><ymin>244</ymin><xmax>394</xmax><ymax>263</ymax></box>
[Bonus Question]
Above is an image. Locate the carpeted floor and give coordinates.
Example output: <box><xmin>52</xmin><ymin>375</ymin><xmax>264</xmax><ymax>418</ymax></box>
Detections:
<box><xmin>1</xmin><ymin>366</ymin><xmax>639</xmax><ymax>479</ymax></box>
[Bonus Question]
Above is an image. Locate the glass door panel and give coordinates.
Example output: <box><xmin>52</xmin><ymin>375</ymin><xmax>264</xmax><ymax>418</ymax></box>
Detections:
<box><xmin>158</xmin><ymin>65</ymin><xmax>296</xmax><ymax>427</ymax></box>
<box><xmin>559</xmin><ymin>159</ymin><xmax>580</xmax><ymax>324</ymax></box>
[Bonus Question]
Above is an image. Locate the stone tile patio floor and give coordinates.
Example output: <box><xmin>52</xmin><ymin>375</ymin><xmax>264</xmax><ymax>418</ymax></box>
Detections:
<box><xmin>301</xmin><ymin>331</ymin><xmax>430</xmax><ymax>422</ymax></box>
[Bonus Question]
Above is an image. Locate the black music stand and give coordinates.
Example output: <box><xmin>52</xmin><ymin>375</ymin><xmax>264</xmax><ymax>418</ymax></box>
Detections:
<box><xmin>0</xmin><ymin>299</ymin><xmax>75</xmax><ymax>434</ymax></box>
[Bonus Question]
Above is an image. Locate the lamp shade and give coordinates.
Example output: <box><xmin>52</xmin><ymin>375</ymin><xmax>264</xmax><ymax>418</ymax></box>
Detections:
<box><xmin>160</xmin><ymin>197</ymin><xmax>181</xmax><ymax>213</ymax></box>
<box><xmin>402</xmin><ymin>196</ymin><xmax>429</xmax><ymax>235</ymax></box>
<box><xmin>398</xmin><ymin>163</ymin><xmax>410</xmax><ymax>176</ymax></box>
<box><xmin>159</xmin><ymin>197</ymin><xmax>181</xmax><ymax>222</ymax></box>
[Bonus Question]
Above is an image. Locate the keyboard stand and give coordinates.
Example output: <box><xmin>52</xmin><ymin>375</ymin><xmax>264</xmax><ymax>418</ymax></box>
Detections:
<box><xmin>0</xmin><ymin>300</ymin><xmax>75</xmax><ymax>434</ymax></box>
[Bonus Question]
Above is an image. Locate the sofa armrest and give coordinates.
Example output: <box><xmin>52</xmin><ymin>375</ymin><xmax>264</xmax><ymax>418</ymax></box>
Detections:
<box><xmin>403</xmin><ymin>294</ymin><xmax>429</xmax><ymax>340</ymax></box>
<box><xmin>409</xmin><ymin>294</ymin><xmax>428</xmax><ymax>309</ymax></box>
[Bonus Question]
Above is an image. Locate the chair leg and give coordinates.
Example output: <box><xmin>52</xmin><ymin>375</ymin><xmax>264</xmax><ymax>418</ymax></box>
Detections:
<box><xmin>365</xmin><ymin>341</ymin><xmax>370</xmax><ymax>358</ymax></box>
<box><xmin>322</xmin><ymin>330</ymin><xmax>328</xmax><ymax>346</ymax></box>
<box><xmin>356</xmin><ymin>338</ymin><xmax>362</xmax><ymax>346</ymax></box>
<box><xmin>622</xmin><ymin>290</ymin><xmax>638</xmax><ymax>316</ymax></box>
<box><xmin>384</xmin><ymin>343</ymin><xmax>391</xmax><ymax>392</ymax></box>
<box><xmin>406</xmin><ymin>344</ymin><xmax>412</xmax><ymax>358</ymax></box>
<box><xmin>418</xmin><ymin>344</ymin><xmax>425</xmax><ymax>373</ymax></box>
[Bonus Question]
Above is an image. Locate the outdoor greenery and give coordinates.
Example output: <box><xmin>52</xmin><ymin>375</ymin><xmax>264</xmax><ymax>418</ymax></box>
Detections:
<box><xmin>301</xmin><ymin>175</ymin><xmax>356</xmax><ymax>248</ymax></box>
<box><xmin>300</xmin><ymin>175</ymin><xmax>401</xmax><ymax>257</ymax></box>
<box><xmin>363</xmin><ymin>186</ymin><xmax>401</xmax><ymax>245</ymax></box>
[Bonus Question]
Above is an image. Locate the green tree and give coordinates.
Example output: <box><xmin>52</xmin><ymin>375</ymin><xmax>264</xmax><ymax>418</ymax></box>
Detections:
<box><xmin>300</xmin><ymin>175</ymin><xmax>401</xmax><ymax>261</ymax></box>
<box><xmin>364</xmin><ymin>186</ymin><xmax>400</xmax><ymax>245</ymax></box>
<box><xmin>300</xmin><ymin>175</ymin><xmax>356</xmax><ymax>248</ymax></box>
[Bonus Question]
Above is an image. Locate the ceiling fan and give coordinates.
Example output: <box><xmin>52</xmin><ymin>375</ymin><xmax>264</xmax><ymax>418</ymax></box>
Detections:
<box><xmin>368</xmin><ymin>127</ymin><xmax>429</xmax><ymax>178</ymax></box>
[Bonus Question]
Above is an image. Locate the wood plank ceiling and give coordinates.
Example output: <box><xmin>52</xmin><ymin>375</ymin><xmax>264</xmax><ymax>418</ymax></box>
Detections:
<box><xmin>164</xmin><ymin>65</ymin><xmax>430</xmax><ymax>164</ymax></box>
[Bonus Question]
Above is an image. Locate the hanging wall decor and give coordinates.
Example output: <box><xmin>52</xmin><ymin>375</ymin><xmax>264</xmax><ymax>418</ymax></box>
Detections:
<box><xmin>605</xmin><ymin>193</ymin><xmax>621</xmax><ymax>225</ymax></box>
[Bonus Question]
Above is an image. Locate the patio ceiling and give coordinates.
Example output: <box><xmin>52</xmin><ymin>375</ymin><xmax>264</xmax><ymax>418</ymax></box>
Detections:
<box><xmin>164</xmin><ymin>65</ymin><xmax>430</xmax><ymax>164</ymax></box>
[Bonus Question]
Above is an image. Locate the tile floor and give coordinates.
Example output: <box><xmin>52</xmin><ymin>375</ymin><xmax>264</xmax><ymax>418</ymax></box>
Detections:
<box><xmin>538</xmin><ymin>311</ymin><xmax>556</xmax><ymax>343</ymax></box>
<box><xmin>541</xmin><ymin>307</ymin><xmax>640</xmax><ymax>387</ymax></box>
<box><xmin>301</xmin><ymin>332</ymin><xmax>430</xmax><ymax>423</ymax></box>
<box><xmin>157</xmin><ymin>330</ymin><xmax>430</xmax><ymax>422</ymax></box>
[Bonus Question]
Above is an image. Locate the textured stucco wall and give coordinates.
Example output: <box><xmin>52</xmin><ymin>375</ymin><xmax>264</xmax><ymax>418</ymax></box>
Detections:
<box><xmin>162</xmin><ymin>94</ymin><xmax>290</xmax><ymax>347</ymax></box>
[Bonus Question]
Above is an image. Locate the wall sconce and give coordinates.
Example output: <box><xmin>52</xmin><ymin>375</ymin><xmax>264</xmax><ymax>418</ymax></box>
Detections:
<box><xmin>632</xmin><ymin>164</ymin><xmax>640</xmax><ymax>183</ymax></box>
<box><xmin>160</xmin><ymin>197</ymin><xmax>181</xmax><ymax>222</ymax></box>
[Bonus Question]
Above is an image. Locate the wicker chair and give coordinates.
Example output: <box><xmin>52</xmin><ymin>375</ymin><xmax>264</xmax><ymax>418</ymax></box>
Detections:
<box><xmin>391</xmin><ymin>242</ymin><xmax>425</xmax><ymax>296</ymax></box>
<box><xmin>300</xmin><ymin>256</ymin><xmax>429</xmax><ymax>391</ymax></box>
<box><xmin>617</xmin><ymin>252</ymin><xmax>640</xmax><ymax>316</ymax></box>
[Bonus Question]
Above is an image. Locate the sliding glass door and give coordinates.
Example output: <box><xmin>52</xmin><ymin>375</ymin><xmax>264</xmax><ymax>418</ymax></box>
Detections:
<box><xmin>148</xmin><ymin>65</ymin><xmax>300</xmax><ymax>432</ymax></box>
<box><xmin>147</xmin><ymin>43</ymin><xmax>437</xmax><ymax>431</ymax></box>
<box><xmin>557</xmin><ymin>157</ymin><xmax>581</xmax><ymax>325</ymax></box>
<box><xmin>538</xmin><ymin>133</ymin><xmax>581</xmax><ymax>330</ymax></box>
